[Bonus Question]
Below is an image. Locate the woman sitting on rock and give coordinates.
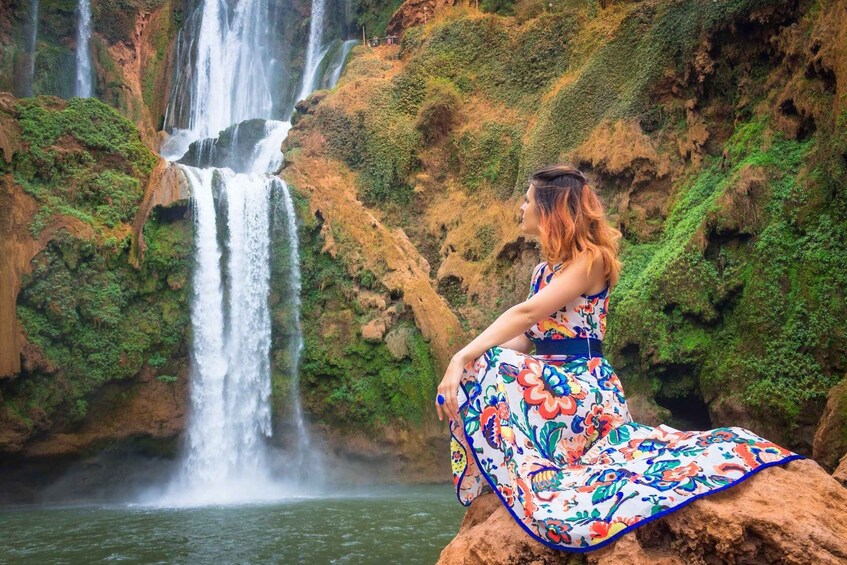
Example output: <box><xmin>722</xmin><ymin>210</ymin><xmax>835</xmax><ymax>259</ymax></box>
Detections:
<box><xmin>435</xmin><ymin>164</ymin><xmax>801</xmax><ymax>552</ymax></box>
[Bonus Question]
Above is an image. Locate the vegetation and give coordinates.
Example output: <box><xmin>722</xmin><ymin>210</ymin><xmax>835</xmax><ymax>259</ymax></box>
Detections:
<box><xmin>13</xmin><ymin>222</ymin><xmax>190</xmax><ymax>426</ymax></box>
<box><xmin>290</xmin><ymin>0</ymin><xmax>846</xmax><ymax>447</ymax></box>
<box><xmin>13</xmin><ymin>97</ymin><xmax>157</xmax><ymax>235</ymax></box>
<box><xmin>278</xmin><ymin>186</ymin><xmax>441</xmax><ymax>429</ymax></box>
<box><xmin>2</xmin><ymin>97</ymin><xmax>190</xmax><ymax>438</ymax></box>
<box><xmin>608</xmin><ymin>116</ymin><xmax>847</xmax><ymax>433</ymax></box>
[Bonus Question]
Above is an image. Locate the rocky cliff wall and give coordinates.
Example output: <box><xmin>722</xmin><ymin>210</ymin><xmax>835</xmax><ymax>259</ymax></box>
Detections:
<box><xmin>283</xmin><ymin>0</ymin><xmax>847</xmax><ymax>469</ymax></box>
<box><xmin>1</xmin><ymin>0</ymin><xmax>846</xmax><ymax>494</ymax></box>
<box><xmin>0</xmin><ymin>96</ymin><xmax>191</xmax><ymax>463</ymax></box>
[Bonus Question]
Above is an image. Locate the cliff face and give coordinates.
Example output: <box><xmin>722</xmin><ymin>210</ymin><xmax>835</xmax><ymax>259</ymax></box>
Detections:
<box><xmin>0</xmin><ymin>0</ymin><xmax>845</xmax><ymax>492</ymax></box>
<box><xmin>283</xmin><ymin>0</ymin><xmax>847</xmax><ymax>465</ymax></box>
<box><xmin>0</xmin><ymin>96</ymin><xmax>192</xmax><ymax>458</ymax></box>
<box><xmin>0</xmin><ymin>0</ymin><xmax>185</xmax><ymax>149</ymax></box>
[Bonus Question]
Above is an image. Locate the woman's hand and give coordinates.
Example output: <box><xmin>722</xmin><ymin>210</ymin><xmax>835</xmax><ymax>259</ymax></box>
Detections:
<box><xmin>435</xmin><ymin>355</ymin><xmax>468</xmax><ymax>422</ymax></box>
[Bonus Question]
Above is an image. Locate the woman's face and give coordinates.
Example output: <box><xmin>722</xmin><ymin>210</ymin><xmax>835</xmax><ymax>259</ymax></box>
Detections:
<box><xmin>520</xmin><ymin>183</ymin><xmax>541</xmax><ymax>236</ymax></box>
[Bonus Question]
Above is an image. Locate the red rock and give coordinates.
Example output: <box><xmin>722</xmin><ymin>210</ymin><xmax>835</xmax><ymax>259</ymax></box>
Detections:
<box><xmin>834</xmin><ymin>453</ymin><xmax>847</xmax><ymax>487</ymax></box>
<box><xmin>813</xmin><ymin>379</ymin><xmax>847</xmax><ymax>472</ymax></box>
<box><xmin>438</xmin><ymin>459</ymin><xmax>847</xmax><ymax>564</ymax></box>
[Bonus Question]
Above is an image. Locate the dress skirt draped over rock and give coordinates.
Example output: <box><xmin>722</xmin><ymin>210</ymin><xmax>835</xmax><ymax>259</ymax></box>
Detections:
<box><xmin>449</xmin><ymin>262</ymin><xmax>801</xmax><ymax>552</ymax></box>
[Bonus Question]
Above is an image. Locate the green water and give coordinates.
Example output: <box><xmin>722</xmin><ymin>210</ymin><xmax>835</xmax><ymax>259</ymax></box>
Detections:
<box><xmin>0</xmin><ymin>485</ymin><xmax>465</xmax><ymax>564</ymax></box>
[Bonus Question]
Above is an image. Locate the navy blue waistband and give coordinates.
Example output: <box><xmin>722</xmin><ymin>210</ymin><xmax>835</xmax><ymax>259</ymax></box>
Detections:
<box><xmin>534</xmin><ymin>338</ymin><xmax>603</xmax><ymax>358</ymax></box>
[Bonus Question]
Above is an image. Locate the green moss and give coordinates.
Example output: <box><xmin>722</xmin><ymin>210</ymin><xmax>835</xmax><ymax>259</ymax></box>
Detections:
<box><xmin>13</xmin><ymin>97</ymin><xmax>156</xmax><ymax>235</ymax></box>
<box><xmin>31</xmin><ymin>42</ymin><xmax>75</xmax><ymax>98</ymax></box>
<box><xmin>280</xmin><ymin>183</ymin><xmax>441</xmax><ymax>430</ymax></box>
<box><xmin>452</xmin><ymin>120</ymin><xmax>521</xmax><ymax>198</ymax></box>
<box><xmin>415</xmin><ymin>78</ymin><xmax>462</xmax><ymax>145</ymax></box>
<box><xmin>314</xmin><ymin>95</ymin><xmax>420</xmax><ymax>204</ymax></box>
<box><xmin>9</xmin><ymin>220</ymin><xmax>191</xmax><ymax>431</ymax></box>
<box><xmin>522</xmin><ymin>0</ymin><xmax>792</xmax><ymax>181</ymax></box>
<box><xmin>1</xmin><ymin>97</ymin><xmax>189</xmax><ymax>437</ymax></box>
<box><xmin>309</xmin><ymin>10</ymin><xmax>578</xmax><ymax>204</ymax></box>
<box><xmin>608</xmin><ymin>115</ymin><xmax>846</xmax><ymax>434</ymax></box>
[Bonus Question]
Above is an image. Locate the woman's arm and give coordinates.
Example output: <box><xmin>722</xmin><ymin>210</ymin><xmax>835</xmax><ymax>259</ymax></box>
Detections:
<box><xmin>499</xmin><ymin>333</ymin><xmax>533</xmax><ymax>354</ymax></box>
<box><xmin>435</xmin><ymin>253</ymin><xmax>596</xmax><ymax>421</ymax></box>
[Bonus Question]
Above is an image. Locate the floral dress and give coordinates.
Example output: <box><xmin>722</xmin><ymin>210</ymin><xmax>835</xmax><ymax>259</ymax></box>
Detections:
<box><xmin>449</xmin><ymin>261</ymin><xmax>801</xmax><ymax>552</ymax></box>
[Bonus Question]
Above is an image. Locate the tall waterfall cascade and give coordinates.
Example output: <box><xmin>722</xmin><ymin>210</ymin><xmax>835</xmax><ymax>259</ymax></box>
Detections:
<box><xmin>75</xmin><ymin>0</ymin><xmax>93</xmax><ymax>98</ymax></box>
<box><xmin>22</xmin><ymin>0</ymin><xmax>39</xmax><ymax>97</ymax></box>
<box><xmin>297</xmin><ymin>0</ymin><xmax>326</xmax><ymax>100</ymax></box>
<box><xmin>152</xmin><ymin>0</ymin><xmax>353</xmax><ymax>506</ymax></box>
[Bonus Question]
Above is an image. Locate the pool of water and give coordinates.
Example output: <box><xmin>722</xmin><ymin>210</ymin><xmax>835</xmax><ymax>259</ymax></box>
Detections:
<box><xmin>0</xmin><ymin>485</ymin><xmax>465</xmax><ymax>564</ymax></box>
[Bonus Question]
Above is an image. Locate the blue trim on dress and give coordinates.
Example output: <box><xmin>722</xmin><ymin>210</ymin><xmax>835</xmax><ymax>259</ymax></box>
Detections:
<box><xmin>581</xmin><ymin>284</ymin><xmax>610</xmax><ymax>300</ymax></box>
<box><xmin>461</xmin><ymin>422</ymin><xmax>804</xmax><ymax>553</ymax></box>
<box><xmin>450</xmin><ymin>423</ymin><xmax>472</xmax><ymax>508</ymax></box>
<box><xmin>451</xmin><ymin>349</ymin><xmax>805</xmax><ymax>553</ymax></box>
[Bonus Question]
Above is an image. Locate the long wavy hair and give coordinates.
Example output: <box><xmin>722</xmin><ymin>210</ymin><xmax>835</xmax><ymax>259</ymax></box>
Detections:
<box><xmin>530</xmin><ymin>164</ymin><xmax>622</xmax><ymax>287</ymax></box>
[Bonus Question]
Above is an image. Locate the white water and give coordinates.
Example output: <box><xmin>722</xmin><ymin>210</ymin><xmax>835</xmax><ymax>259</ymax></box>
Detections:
<box><xmin>172</xmin><ymin>0</ymin><xmax>275</xmax><ymax>146</ymax></box>
<box><xmin>75</xmin><ymin>0</ymin><xmax>93</xmax><ymax>97</ymax></box>
<box><xmin>23</xmin><ymin>0</ymin><xmax>39</xmax><ymax>97</ymax></box>
<box><xmin>154</xmin><ymin>0</ymin><xmax>354</xmax><ymax>507</ymax></box>
<box><xmin>297</xmin><ymin>0</ymin><xmax>327</xmax><ymax>100</ymax></box>
<box><xmin>327</xmin><ymin>39</ymin><xmax>358</xmax><ymax>88</ymax></box>
<box><xmin>275</xmin><ymin>176</ymin><xmax>314</xmax><ymax>476</ymax></box>
<box><xmin>179</xmin><ymin>167</ymin><xmax>275</xmax><ymax>491</ymax></box>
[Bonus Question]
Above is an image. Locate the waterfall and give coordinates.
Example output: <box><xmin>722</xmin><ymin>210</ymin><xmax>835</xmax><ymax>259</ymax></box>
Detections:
<box><xmin>184</xmin><ymin>166</ymin><xmax>274</xmax><ymax>482</ymax></box>
<box><xmin>152</xmin><ymin>0</ymin><xmax>355</xmax><ymax>506</ymax></box>
<box><xmin>274</xmin><ymin>177</ymin><xmax>313</xmax><ymax>478</ymax></box>
<box><xmin>22</xmin><ymin>0</ymin><xmax>39</xmax><ymax>97</ymax></box>
<box><xmin>160</xmin><ymin>0</ymin><xmax>275</xmax><ymax>160</ymax></box>
<box><xmin>75</xmin><ymin>0</ymin><xmax>93</xmax><ymax>97</ymax></box>
<box><xmin>297</xmin><ymin>0</ymin><xmax>326</xmax><ymax>100</ymax></box>
<box><xmin>324</xmin><ymin>39</ymin><xmax>357</xmax><ymax>90</ymax></box>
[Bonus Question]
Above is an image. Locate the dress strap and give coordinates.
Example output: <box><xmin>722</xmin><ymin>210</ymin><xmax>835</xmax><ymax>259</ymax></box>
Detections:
<box><xmin>531</xmin><ymin>263</ymin><xmax>546</xmax><ymax>295</ymax></box>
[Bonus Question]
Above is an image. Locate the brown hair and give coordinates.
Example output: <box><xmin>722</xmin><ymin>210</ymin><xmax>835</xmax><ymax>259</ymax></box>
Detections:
<box><xmin>529</xmin><ymin>164</ymin><xmax>622</xmax><ymax>287</ymax></box>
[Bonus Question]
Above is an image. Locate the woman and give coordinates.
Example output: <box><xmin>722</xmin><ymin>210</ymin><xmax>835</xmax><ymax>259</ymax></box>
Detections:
<box><xmin>436</xmin><ymin>164</ymin><xmax>801</xmax><ymax>552</ymax></box>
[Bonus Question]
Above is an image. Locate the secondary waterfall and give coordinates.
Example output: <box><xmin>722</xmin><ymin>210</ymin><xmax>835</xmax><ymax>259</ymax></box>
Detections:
<box><xmin>75</xmin><ymin>0</ymin><xmax>93</xmax><ymax>97</ymax></box>
<box><xmin>152</xmin><ymin>0</ymin><xmax>352</xmax><ymax>506</ymax></box>
<box><xmin>22</xmin><ymin>0</ymin><xmax>39</xmax><ymax>97</ymax></box>
<box><xmin>297</xmin><ymin>0</ymin><xmax>326</xmax><ymax>100</ymax></box>
<box><xmin>326</xmin><ymin>39</ymin><xmax>357</xmax><ymax>88</ymax></box>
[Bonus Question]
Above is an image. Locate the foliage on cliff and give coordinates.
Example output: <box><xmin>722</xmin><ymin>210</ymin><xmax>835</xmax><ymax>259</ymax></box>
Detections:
<box><xmin>0</xmin><ymin>96</ymin><xmax>190</xmax><ymax>450</ymax></box>
<box><xmin>0</xmin><ymin>0</ymin><xmax>183</xmax><ymax>130</ymax></box>
<box><xmin>288</xmin><ymin>0</ymin><xmax>847</xmax><ymax>449</ymax></box>
<box><xmin>268</xmin><ymin>186</ymin><xmax>440</xmax><ymax>430</ymax></box>
<box><xmin>12</xmin><ymin>97</ymin><xmax>156</xmax><ymax>234</ymax></box>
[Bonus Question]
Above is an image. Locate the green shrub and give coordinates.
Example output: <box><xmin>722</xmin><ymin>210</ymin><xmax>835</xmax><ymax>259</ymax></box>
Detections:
<box><xmin>416</xmin><ymin>78</ymin><xmax>462</xmax><ymax>145</ymax></box>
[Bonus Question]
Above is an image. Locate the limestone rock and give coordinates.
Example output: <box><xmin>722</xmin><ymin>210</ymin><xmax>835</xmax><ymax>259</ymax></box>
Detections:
<box><xmin>385</xmin><ymin>326</ymin><xmax>412</xmax><ymax>359</ymax></box>
<box><xmin>386</xmin><ymin>0</ymin><xmax>460</xmax><ymax>38</ymax></box>
<box><xmin>361</xmin><ymin>318</ymin><xmax>387</xmax><ymax>342</ymax></box>
<box><xmin>623</xmin><ymin>393</ymin><xmax>668</xmax><ymax>427</ymax></box>
<box><xmin>813</xmin><ymin>379</ymin><xmax>847</xmax><ymax>472</ymax></box>
<box><xmin>834</xmin><ymin>453</ymin><xmax>847</xmax><ymax>487</ymax></box>
<box><xmin>437</xmin><ymin>459</ymin><xmax>847</xmax><ymax>565</ymax></box>
<box><xmin>357</xmin><ymin>289</ymin><xmax>387</xmax><ymax>311</ymax></box>
<box><xmin>129</xmin><ymin>159</ymin><xmax>190</xmax><ymax>268</ymax></box>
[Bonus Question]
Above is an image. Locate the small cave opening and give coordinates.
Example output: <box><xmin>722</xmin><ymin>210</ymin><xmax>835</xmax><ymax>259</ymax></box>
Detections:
<box><xmin>437</xmin><ymin>275</ymin><xmax>467</xmax><ymax>309</ymax></box>
<box><xmin>153</xmin><ymin>202</ymin><xmax>189</xmax><ymax>223</ymax></box>
<box><xmin>704</xmin><ymin>229</ymin><xmax>753</xmax><ymax>263</ymax></box>
<box><xmin>496</xmin><ymin>236</ymin><xmax>533</xmax><ymax>263</ymax></box>
<box><xmin>655</xmin><ymin>391</ymin><xmax>713</xmax><ymax>431</ymax></box>
<box><xmin>805</xmin><ymin>59</ymin><xmax>837</xmax><ymax>95</ymax></box>
<box><xmin>778</xmin><ymin>98</ymin><xmax>817</xmax><ymax>141</ymax></box>
<box><xmin>654</xmin><ymin>364</ymin><xmax>713</xmax><ymax>430</ymax></box>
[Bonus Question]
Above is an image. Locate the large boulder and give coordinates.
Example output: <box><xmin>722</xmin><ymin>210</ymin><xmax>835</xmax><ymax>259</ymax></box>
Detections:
<box><xmin>834</xmin><ymin>454</ymin><xmax>847</xmax><ymax>488</ymax></box>
<box><xmin>437</xmin><ymin>459</ymin><xmax>847</xmax><ymax>564</ymax></box>
<box><xmin>813</xmin><ymin>379</ymin><xmax>847</xmax><ymax>472</ymax></box>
